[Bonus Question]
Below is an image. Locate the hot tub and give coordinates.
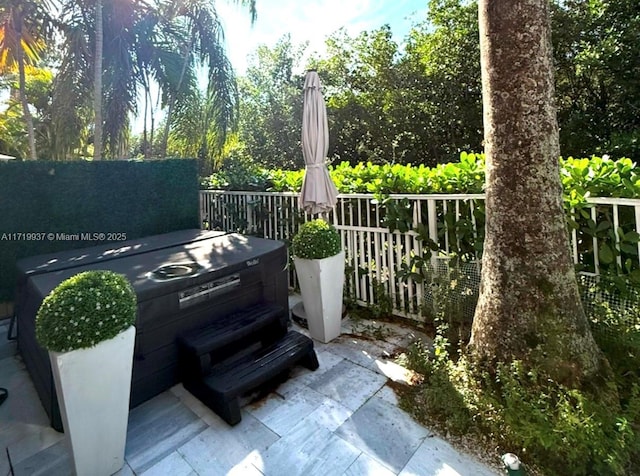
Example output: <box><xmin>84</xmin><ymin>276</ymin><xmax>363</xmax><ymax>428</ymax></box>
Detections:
<box><xmin>15</xmin><ymin>229</ymin><xmax>289</xmax><ymax>430</ymax></box>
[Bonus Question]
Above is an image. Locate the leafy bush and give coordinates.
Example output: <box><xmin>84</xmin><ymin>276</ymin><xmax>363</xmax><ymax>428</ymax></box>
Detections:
<box><xmin>397</xmin><ymin>272</ymin><xmax>640</xmax><ymax>476</ymax></box>
<box><xmin>561</xmin><ymin>156</ymin><xmax>640</xmax><ymax>199</ymax></box>
<box><xmin>292</xmin><ymin>219</ymin><xmax>342</xmax><ymax>259</ymax></box>
<box><xmin>36</xmin><ymin>271</ymin><xmax>137</xmax><ymax>352</ymax></box>
<box><xmin>202</xmin><ymin>153</ymin><xmax>639</xmax><ymax>278</ymax></box>
<box><xmin>399</xmin><ymin>344</ymin><xmax>640</xmax><ymax>475</ymax></box>
<box><xmin>200</xmin><ymin>155</ymin><xmax>272</xmax><ymax>191</ymax></box>
<box><xmin>203</xmin><ymin>152</ymin><xmax>639</xmax><ymax>198</ymax></box>
<box><xmin>580</xmin><ymin>274</ymin><xmax>640</xmax><ymax>407</ymax></box>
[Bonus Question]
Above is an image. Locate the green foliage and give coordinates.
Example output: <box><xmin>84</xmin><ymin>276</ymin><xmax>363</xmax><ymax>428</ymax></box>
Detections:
<box><xmin>0</xmin><ymin>67</ymin><xmax>55</xmax><ymax>159</ymax></box>
<box><xmin>0</xmin><ymin>160</ymin><xmax>199</xmax><ymax>300</ymax></box>
<box><xmin>477</xmin><ymin>361</ymin><xmax>640</xmax><ymax>476</ymax></box>
<box><xmin>240</xmin><ymin>153</ymin><xmax>638</xmax><ymax>198</ymax></box>
<box><xmin>398</xmin><ymin>273</ymin><xmax>640</xmax><ymax>475</ymax></box>
<box><xmin>36</xmin><ymin>271</ymin><xmax>137</xmax><ymax>352</ymax></box>
<box><xmin>222</xmin><ymin>0</ymin><xmax>639</xmax><ymax>169</ymax></box>
<box><xmin>580</xmin><ymin>274</ymin><xmax>640</xmax><ymax>403</ymax></box>
<box><xmin>400</xmin><ymin>344</ymin><xmax>640</xmax><ymax>475</ymax></box>
<box><xmin>313</xmin><ymin>26</ymin><xmax>451</xmax><ymax>166</ymax></box>
<box><xmin>200</xmin><ymin>156</ymin><xmax>272</xmax><ymax>191</ymax></box>
<box><xmin>561</xmin><ymin>156</ymin><xmax>640</xmax><ymax>276</ymax></box>
<box><xmin>234</xmin><ymin>35</ymin><xmax>306</xmax><ymax>171</ymax></box>
<box><xmin>205</xmin><ymin>151</ymin><xmax>487</xmax><ymax>193</ymax></box>
<box><xmin>292</xmin><ymin>219</ymin><xmax>342</xmax><ymax>259</ymax></box>
<box><xmin>402</xmin><ymin>0</ymin><xmax>483</xmax><ymax>165</ymax></box>
<box><xmin>402</xmin><ymin>351</ymin><xmax>474</xmax><ymax>434</ymax></box>
<box><xmin>552</xmin><ymin>0</ymin><xmax>640</xmax><ymax>160</ymax></box>
<box><xmin>561</xmin><ymin>156</ymin><xmax>640</xmax><ymax>199</ymax></box>
<box><xmin>204</xmin><ymin>152</ymin><xmax>638</xmax><ymax>278</ymax></box>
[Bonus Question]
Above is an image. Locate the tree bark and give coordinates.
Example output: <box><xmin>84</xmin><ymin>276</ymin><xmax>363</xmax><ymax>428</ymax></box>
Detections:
<box><xmin>469</xmin><ymin>0</ymin><xmax>609</xmax><ymax>387</ymax></box>
<box><xmin>17</xmin><ymin>44</ymin><xmax>37</xmax><ymax>160</ymax></box>
<box><xmin>159</xmin><ymin>36</ymin><xmax>193</xmax><ymax>158</ymax></box>
<box><xmin>13</xmin><ymin>10</ymin><xmax>37</xmax><ymax>160</ymax></box>
<box><xmin>93</xmin><ymin>0</ymin><xmax>103</xmax><ymax>161</ymax></box>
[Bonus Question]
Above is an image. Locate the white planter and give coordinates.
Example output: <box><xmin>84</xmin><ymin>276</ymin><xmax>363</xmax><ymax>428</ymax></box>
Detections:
<box><xmin>294</xmin><ymin>251</ymin><xmax>345</xmax><ymax>343</ymax></box>
<box><xmin>49</xmin><ymin>326</ymin><xmax>136</xmax><ymax>476</ymax></box>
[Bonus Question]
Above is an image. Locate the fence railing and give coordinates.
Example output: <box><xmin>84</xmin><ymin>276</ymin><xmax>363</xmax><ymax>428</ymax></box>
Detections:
<box><xmin>200</xmin><ymin>190</ymin><xmax>640</xmax><ymax>320</ymax></box>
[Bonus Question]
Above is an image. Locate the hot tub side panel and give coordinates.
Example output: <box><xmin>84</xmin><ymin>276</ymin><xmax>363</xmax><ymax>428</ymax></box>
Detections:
<box><xmin>16</xmin><ymin>233</ymin><xmax>289</xmax><ymax>431</ymax></box>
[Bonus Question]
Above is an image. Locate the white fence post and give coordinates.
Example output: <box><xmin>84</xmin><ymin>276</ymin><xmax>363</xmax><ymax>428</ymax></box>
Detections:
<box><xmin>200</xmin><ymin>191</ymin><xmax>640</xmax><ymax>321</ymax></box>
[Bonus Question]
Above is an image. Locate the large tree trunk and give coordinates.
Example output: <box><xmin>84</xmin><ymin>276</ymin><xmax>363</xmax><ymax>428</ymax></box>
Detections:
<box><xmin>93</xmin><ymin>0</ymin><xmax>103</xmax><ymax>161</ymax></box>
<box><xmin>469</xmin><ymin>0</ymin><xmax>609</xmax><ymax>387</ymax></box>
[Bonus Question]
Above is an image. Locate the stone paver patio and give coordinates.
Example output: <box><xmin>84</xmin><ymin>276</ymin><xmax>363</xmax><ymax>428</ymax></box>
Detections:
<box><xmin>0</xmin><ymin>296</ymin><xmax>501</xmax><ymax>475</ymax></box>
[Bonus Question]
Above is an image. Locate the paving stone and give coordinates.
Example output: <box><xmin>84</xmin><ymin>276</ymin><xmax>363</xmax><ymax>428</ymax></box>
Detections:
<box><xmin>5</xmin><ymin>429</ymin><xmax>65</xmax><ymax>469</ymax></box>
<box><xmin>343</xmin><ymin>452</ymin><xmax>396</xmax><ymax>476</ymax></box>
<box><xmin>282</xmin><ymin>349</ymin><xmax>345</xmax><ymax>390</ymax></box>
<box><xmin>179</xmin><ymin>410</ymin><xmax>278</xmax><ymax>475</ymax></box>
<box><xmin>140</xmin><ymin>450</ymin><xmax>196</xmax><ymax>476</ymax></box>
<box><xmin>125</xmin><ymin>393</ymin><xmax>207</xmax><ymax>474</ymax></box>
<box><xmin>302</xmin><ymin>434</ymin><xmax>361</xmax><ymax>476</ymax></box>
<box><xmin>399</xmin><ymin>435</ymin><xmax>500</xmax><ymax>476</ymax></box>
<box><xmin>0</xmin><ymin>323</ymin><xmax>16</xmax><ymax>360</ymax></box>
<box><xmin>375</xmin><ymin>383</ymin><xmax>401</xmax><ymax>406</ymax></box>
<box><xmin>0</xmin><ymin>354</ymin><xmax>60</xmax><ymax>476</ymax></box>
<box><xmin>308</xmin><ymin>359</ymin><xmax>387</xmax><ymax>411</ymax></box>
<box><xmin>304</xmin><ymin>397</ymin><xmax>353</xmax><ymax>432</ymax></box>
<box><xmin>336</xmin><ymin>396</ymin><xmax>430</xmax><ymax>473</ymax></box>
<box><xmin>259</xmin><ymin>419</ymin><xmax>359</xmax><ymax>476</ymax></box>
<box><xmin>11</xmin><ymin>439</ymin><xmax>71</xmax><ymax>476</ymax></box>
<box><xmin>372</xmin><ymin>358</ymin><xmax>416</xmax><ymax>384</ymax></box>
<box><xmin>246</xmin><ymin>384</ymin><xmax>326</xmax><ymax>436</ymax></box>
<box><xmin>327</xmin><ymin>335</ymin><xmax>397</xmax><ymax>373</ymax></box>
<box><xmin>0</xmin><ymin>298</ymin><xmax>509</xmax><ymax>476</ymax></box>
<box><xmin>113</xmin><ymin>462</ymin><xmax>136</xmax><ymax>475</ymax></box>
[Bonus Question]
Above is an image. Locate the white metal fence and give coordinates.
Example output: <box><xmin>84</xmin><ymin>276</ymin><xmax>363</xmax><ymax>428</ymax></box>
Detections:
<box><xmin>200</xmin><ymin>190</ymin><xmax>640</xmax><ymax>320</ymax></box>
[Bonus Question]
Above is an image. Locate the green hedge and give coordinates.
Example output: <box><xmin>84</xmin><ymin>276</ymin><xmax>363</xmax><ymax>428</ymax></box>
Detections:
<box><xmin>203</xmin><ymin>152</ymin><xmax>640</xmax><ymax>199</ymax></box>
<box><xmin>0</xmin><ymin>159</ymin><xmax>199</xmax><ymax>301</ymax></box>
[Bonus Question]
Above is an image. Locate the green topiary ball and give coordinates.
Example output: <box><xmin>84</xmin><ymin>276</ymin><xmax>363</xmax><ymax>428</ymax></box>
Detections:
<box><xmin>292</xmin><ymin>219</ymin><xmax>342</xmax><ymax>259</ymax></box>
<box><xmin>36</xmin><ymin>270</ymin><xmax>137</xmax><ymax>353</ymax></box>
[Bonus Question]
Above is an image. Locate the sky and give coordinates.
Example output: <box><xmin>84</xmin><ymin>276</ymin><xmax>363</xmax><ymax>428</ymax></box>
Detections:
<box><xmin>132</xmin><ymin>1</ymin><xmax>428</xmax><ymax>134</ymax></box>
<box><xmin>216</xmin><ymin>0</ymin><xmax>429</xmax><ymax>73</ymax></box>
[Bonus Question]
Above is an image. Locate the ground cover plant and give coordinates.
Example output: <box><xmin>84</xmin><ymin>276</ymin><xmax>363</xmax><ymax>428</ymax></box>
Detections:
<box><xmin>392</xmin><ymin>270</ymin><xmax>640</xmax><ymax>476</ymax></box>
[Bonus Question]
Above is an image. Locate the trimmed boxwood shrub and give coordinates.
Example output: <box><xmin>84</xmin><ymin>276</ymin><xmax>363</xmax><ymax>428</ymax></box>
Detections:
<box><xmin>36</xmin><ymin>271</ymin><xmax>137</xmax><ymax>353</ymax></box>
<box><xmin>292</xmin><ymin>219</ymin><xmax>342</xmax><ymax>259</ymax></box>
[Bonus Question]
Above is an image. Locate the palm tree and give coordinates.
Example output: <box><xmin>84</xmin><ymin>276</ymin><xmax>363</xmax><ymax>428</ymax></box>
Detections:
<box><xmin>49</xmin><ymin>7</ymin><xmax>93</xmax><ymax>160</ymax></box>
<box><xmin>53</xmin><ymin>0</ymin><xmax>255</xmax><ymax>160</ymax></box>
<box><xmin>0</xmin><ymin>0</ymin><xmax>52</xmax><ymax>160</ymax></box>
<box><xmin>56</xmin><ymin>0</ymin><xmax>152</xmax><ymax>159</ymax></box>
<box><xmin>131</xmin><ymin>5</ymin><xmax>195</xmax><ymax>159</ymax></box>
<box><xmin>157</xmin><ymin>0</ymin><xmax>257</xmax><ymax>158</ymax></box>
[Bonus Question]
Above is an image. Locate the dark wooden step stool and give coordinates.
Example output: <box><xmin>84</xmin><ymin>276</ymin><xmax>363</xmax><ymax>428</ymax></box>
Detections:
<box><xmin>178</xmin><ymin>303</ymin><xmax>319</xmax><ymax>425</ymax></box>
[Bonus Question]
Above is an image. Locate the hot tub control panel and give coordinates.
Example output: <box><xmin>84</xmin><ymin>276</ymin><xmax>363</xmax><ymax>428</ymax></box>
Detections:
<box><xmin>178</xmin><ymin>273</ymin><xmax>241</xmax><ymax>308</ymax></box>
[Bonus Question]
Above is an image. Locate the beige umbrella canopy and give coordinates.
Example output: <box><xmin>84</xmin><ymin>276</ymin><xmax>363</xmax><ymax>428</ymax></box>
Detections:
<box><xmin>299</xmin><ymin>70</ymin><xmax>338</xmax><ymax>215</ymax></box>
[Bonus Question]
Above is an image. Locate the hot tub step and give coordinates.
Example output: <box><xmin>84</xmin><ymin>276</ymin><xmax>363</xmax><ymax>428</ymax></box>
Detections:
<box><xmin>183</xmin><ymin>330</ymin><xmax>319</xmax><ymax>425</ymax></box>
<box><xmin>178</xmin><ymin>302</ymin><xmax>287</xmax><ymax>378</ymax></box>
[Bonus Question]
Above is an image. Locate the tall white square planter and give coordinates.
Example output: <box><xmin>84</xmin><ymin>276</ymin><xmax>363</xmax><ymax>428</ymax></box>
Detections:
<box><xmin>49</xmin><ymin>325</ymin><xmax>136</xmax><ymax>476</ymax></box>
<box><xmin>294</xmin><ymin>251</ymin><xmax>345</xmax><ymax>343</ymax></box>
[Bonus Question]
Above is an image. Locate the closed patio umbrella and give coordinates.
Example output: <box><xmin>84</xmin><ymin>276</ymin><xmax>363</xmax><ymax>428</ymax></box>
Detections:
<box><xmin>299</xmin><ymin>70</ymin><xmax>338</xmax><ymax>215</ymax></box>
